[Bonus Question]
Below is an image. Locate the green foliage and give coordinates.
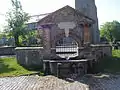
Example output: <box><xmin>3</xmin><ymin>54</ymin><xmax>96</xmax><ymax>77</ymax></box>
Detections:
<box><xmin>0</xmin><ymin>33</ymin><xmax>6</xmax><ymax>39</ymax></box>
<box><xmin>0</xmin><ymin>57</ymin><xmax>33</xmax><ymax>77</ymax></box>
<box><xmin>100</xmin><ymin>21</ymin><xmax>120</xmax><ymax>42</ymax></box>
<box><xmin>19</xmin><ymin>30</ymin><xmax>38</xmax><ymax>46</ymax></box>
<box><xmin>5</xmin><ymin>0</ymin><xmax>30</xmax><ymax>46</ymax></box>
<box><xmin>112</xmin><ymin>50</ymin><xmax>120</xmax><ymax>58</ymax></box>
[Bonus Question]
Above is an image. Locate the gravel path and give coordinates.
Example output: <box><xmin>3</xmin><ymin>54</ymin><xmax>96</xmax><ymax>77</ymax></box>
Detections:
<box><xmin>0</xmin><ymin>74</ymin><xmax>120</xmax><ymax>90</ymax></box>
<box><xmin>0</xmin><ymin>75</ymin><xmax>88</xmax><ymax>90</ymax></box>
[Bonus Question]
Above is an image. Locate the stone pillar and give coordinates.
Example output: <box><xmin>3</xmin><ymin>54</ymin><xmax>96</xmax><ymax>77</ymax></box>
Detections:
<box><xmin>43</xmin><ymin>28</ymin><xmax>51</xmax><ymax>54</ymax></box>
<box><xmin>83</xmin><ymin>24</ymin><xmax>90</xmax><ymax>43</ymax></box>
<box><xmin>37</xmin><ymin>29</ymin><xmax>42</xmax><ymax>45</ymax></box>
<box><xmin>41</xmin><ymin>25</ymin><xmax>51</xmax><ymax>58</ymax></box>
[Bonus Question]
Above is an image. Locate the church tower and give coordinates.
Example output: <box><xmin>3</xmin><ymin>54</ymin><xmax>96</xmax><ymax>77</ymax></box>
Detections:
<box><xmin>75</xmin><ymin>0</ymin><xmax>100</xmax><ymax>43</ymax></box>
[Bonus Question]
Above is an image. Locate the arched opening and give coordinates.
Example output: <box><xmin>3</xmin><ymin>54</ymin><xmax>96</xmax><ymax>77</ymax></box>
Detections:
<box><xmin>56</xmin><ymin>36</ymin><xmax>79</xmax><ymax>59</ymax></box>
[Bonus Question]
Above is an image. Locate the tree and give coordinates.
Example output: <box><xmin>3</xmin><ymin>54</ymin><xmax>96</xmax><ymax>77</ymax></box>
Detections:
<box><xmin>6</xmin><ymin>0</ymin><xmax>30</xmax><ymax>46</ymax></box>
<box><xmin>100</xmin><ymin>37</ymin><xmax>108</xmax><ymax>43</ymax></box>
<box><xmin>100</xmin><ymin>21</ymin><xmax>120</xmax><ymax>42</ymax></box>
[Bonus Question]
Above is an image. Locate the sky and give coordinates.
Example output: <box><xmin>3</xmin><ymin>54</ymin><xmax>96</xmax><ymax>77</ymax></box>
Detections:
<box><xmin>0</xmin><ymin>0</ymin><xmax>120</xmax><ymax>31</ymax></box>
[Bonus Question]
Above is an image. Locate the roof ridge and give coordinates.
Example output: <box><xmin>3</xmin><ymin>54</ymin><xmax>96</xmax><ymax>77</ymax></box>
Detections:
<box><xmin>38</xmin><ymin>5</ymin><xmax>95</xmax><ymax>24</ymax></box>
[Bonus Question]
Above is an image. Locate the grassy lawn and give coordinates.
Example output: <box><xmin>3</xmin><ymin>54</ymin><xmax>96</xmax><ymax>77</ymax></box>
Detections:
<box><xmin>0</xmin><ymin>57</ymin><xmax>34</xmax><ymax>77</ymax></box>
<box><xmin>0</xmin><ymin>50</ymin><xmax>120</xmax><ymax>77</ymax></box>
<box><xmin>95</xmin><ymin>50</ymin><xmax>120</xmax><ymax>73</ymax></box>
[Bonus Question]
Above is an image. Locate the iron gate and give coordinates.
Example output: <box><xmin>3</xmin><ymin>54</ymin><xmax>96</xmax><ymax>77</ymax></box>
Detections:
<box><xmin>56</xmin><ymin>37</ymin><xmax>78</xmax><ymax>59</ymax></box>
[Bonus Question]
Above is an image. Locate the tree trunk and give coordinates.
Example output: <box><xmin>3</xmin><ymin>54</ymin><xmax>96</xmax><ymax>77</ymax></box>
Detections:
<box><xmin>14</xmin><ymin>35</ymin><xmax>20</xmax><ymax>47</ymax></box>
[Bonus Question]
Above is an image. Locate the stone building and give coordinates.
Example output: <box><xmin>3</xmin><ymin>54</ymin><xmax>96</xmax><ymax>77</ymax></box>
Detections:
<box><xmin>37</xmin><ymin>5</ymin><xmax>95</xmax><ymax>59</ymax></box>
<box><xmin>16</xmin><ymin>5</ymin><xmax>111</xmax><ymax>72</ymax></box>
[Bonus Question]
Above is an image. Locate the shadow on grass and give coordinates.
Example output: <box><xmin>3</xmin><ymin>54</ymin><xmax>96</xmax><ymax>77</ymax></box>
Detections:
<box><xmin>0</xmin><ymin>59</ymin><xmax>16</xmax><ymax>74</ymax></box>
<box><xmin>94</xmin><ymin>56</ymin><xmax>120</xmax><ymax>74</ymax></box>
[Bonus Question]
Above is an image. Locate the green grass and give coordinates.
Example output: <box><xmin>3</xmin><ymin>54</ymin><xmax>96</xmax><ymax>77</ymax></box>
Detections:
<box><xmin>95</xmin><ymin>50</ymin><xmax>120</xmax><ymax>73</ymax></box>
<box><xmin>112</xmin><ymin>50</ymin><xmax>120</xmax><ymax>58</ymax></box>
<box><xmin>1</xmin><ymin>50</ymin><xmax>120</xmax><ymax>77</ymax></box>
<box><xmin>0</xmin><ymin>57</ymin><xmax>34</xmax><ymax>77</ymax></box>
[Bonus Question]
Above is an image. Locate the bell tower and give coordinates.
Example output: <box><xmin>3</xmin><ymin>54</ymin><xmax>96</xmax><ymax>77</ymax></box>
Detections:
<box><xmin>75</xmin><ymin>0</ymin><xmax>100</xmax><ymax>43</ymax></box>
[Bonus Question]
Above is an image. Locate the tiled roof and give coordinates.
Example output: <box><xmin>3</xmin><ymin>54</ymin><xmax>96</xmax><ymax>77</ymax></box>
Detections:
<box><xmin>38</xmin><ymin>5</ymin><xmax>95</xmax><ymax>25</ymax></box>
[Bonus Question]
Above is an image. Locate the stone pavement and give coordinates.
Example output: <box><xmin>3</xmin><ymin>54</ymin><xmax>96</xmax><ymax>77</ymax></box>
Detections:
<box><xmin>0</xmin><ymin>74</ymin><xmax>120</xmax><ymax>90</ymax></box>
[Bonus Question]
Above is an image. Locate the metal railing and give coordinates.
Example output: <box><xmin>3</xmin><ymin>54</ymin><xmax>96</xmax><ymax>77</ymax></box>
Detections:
<box><xmin>56</xmin><ymin>45</ymin><xmax>78</xmax><ymax>59</ymax></box>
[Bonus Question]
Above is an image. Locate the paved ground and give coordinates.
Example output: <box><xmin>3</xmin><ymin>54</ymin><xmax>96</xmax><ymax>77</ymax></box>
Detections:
<box><xmin>0</xmin><ymin>74</ymin><xmax>120</xmax><ymax>90</ymax></box>
<box><xmin>0</xmin><ymin>55</ymin><xmax>16</xmax><ymax>58</ymax></box>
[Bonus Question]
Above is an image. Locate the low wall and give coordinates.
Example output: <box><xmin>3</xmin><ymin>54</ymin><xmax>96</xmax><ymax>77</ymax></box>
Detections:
<box><xmin>15</xmin><ymin>44</ymin><xmax>112</xmax><ymax>70</ymax></box>
<box><xmin>91</xmin><ymin>44</ymin><xmax>112</xmax><ymax>57</ymax></box>
<box><xmin>15</xmin><ymin>47</ymin><xmax>44</xmax><ymax>70</ymax></box>
<box><xmin>77</xmin><ymin>44</ymin><xmax>112</xmax><ymax>61</ymax></box>
<box><xmin>0</xmin><ymin>46</ymin><xmax>16</xmax><ymax>55</ymax></box>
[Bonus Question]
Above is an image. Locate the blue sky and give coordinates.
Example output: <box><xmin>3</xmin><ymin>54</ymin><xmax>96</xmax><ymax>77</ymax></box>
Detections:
<box><xmin>0</xmin><ymin>0</ymin><xmax>120</xmax><ymax>31</ymax></box>
<box><xmin>96</xmin><ymin>0</ymin><xmax>120</xmax><ymax>25</ymax></box>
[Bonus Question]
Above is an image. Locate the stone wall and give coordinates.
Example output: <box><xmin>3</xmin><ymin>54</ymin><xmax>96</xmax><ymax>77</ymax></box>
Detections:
<box><xmin>15</xmin><ymin>44</ymin><xmax>112</xmax><ymax>70</ymax></box>
<box><xmin>91</xmin><ymin>44</ymin><xmax>112</xmax><ymax>57</ymax></box>
<box><xmin>0</xmin><ymin>46</ymin><xmax>15</xmax><ymax>56</ymax></box>
<box><xmin>15</xmin><ymin>47</ymin><xmax>44</xmax><ymax>70</ymax></box>
<box><xmin>77</xmin><ymin>44</ymin><xmax>112</xmax><ymax>61</ymax></box>
<box><xmin>50</xmin><ymin>23</ymin><xmax>83</xmax><ymax>48</ymax></box>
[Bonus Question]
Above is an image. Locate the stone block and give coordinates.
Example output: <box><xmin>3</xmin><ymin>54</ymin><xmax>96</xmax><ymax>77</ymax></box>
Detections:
<box><xmin>15</xmin><ymin>47</ymin><xmax>44</xmax><ymax>70</ymax></box>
